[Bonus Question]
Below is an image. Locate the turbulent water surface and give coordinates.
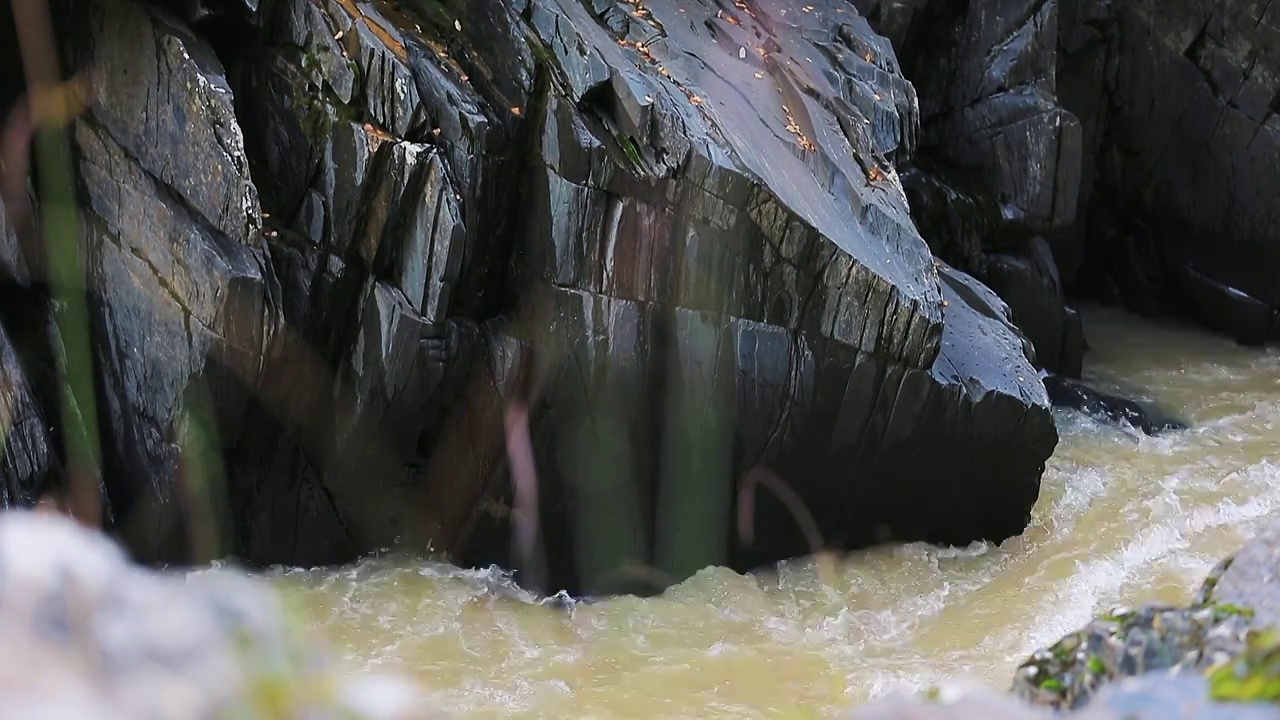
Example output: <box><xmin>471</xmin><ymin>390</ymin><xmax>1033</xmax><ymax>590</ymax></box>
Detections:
<box><xmin>265</xmin><ymin>307</ymin><xmax>1280</xmax><ymax>718</ymax></box>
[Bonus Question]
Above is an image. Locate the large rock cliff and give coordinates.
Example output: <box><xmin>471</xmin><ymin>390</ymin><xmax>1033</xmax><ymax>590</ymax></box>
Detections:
<box><xmin>0</xmin><ymin>0</ymin><xmax>1163</xmax><ymax>594</ymax></box>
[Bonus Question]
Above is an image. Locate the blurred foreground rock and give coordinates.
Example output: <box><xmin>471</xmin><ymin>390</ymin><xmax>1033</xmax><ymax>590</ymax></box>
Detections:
<box><xmin>0</xmin><ymin>510</ymin><xmax>432</xmax><ymax>720</ymax></box>
<box><xmin>849</xmin><ymin>676</ymin><xmax>1280</xmax><ymax>720</ymax></box>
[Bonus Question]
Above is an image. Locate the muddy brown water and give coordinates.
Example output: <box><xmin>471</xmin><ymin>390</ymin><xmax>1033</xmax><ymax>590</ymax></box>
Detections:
<box><xmin>263</xmin><ymin>307</ymin><xmax>1280</xmax><ymax>718</ymax></box>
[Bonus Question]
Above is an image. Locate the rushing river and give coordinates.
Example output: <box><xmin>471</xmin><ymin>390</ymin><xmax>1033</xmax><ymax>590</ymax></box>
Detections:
<box><xmin>265</xmin><ymin>307</ymin><xmax>1280</xmax><ymax>718</ymax></box>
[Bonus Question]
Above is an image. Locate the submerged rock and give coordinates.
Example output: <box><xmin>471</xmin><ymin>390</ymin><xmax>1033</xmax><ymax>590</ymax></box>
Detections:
<box><xmin>0</xmin><ymin>510</ymin><xmax>430</xmax><ymax>719</ymax></box>
<box><xmin>1043</xmin><ymin>375</ymin><xmax>1188</xmax><ymax>436</ymax></box>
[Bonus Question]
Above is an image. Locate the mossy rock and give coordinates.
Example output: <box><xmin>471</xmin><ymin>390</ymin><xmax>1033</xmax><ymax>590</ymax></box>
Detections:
<box><xmin>1207</xmin><ymin>629</ymin><xmax>1280</xmax><ymax>703</ymax></box>
<box><xmin>1010</xmin><ymin>604</ymin><xmax>1250</xmax><ymax>710</ymax></box>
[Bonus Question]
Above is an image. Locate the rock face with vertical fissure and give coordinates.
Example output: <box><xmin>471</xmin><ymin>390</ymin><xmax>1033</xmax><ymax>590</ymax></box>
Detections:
<box><xmin>0</xmin><ymin>0</ymin><xmax>1063</xmax><ymax>593</ymax></box>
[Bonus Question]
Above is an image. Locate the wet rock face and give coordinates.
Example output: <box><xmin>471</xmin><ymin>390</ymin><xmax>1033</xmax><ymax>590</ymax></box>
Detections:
<box><xmin>55</xmin><ymin>0</ymin><xmax>277</xmax><ymax>561</ymax></box>
<box><xmin>0</xmin><ymin>510</ymin><xmax>429</xmax><ymax>719</ymax></box>
<box><xmin>1059</xmin><ymin>0</ymin><xmax>1280</xmax><ymax>345</ymax></box>
<box><xmin>0</xmin><ymin>0</ymin><xmax>1056</xmax><ymax>592</ymax></box>
<box><xmin>0</xmin><ymin>322</ymin><xmax>57</xmax><ymax>507</ymax></box>
<box><xmin>521</xmin><ymin>0</ymin><xmax>941</xmax><ymax>364</ymax></box>
<box><xmin>849</xmin><ymin>0</ymin><xmax>1082</xmax><ymax>238</ymax></box>
<box><xmin>849</xmin><ymin>0</ymin><xmax>1088</xmax><ymax>377</ymax></box>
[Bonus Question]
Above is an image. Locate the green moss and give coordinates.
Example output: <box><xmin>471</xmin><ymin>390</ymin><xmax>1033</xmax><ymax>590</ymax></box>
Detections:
<box><xmin>622</xmin><ymin>136</ymin><xmax>644</xmax><ymax>170</ymax></box>
<box><xmin>299</xmin><ymin>99</ymin><xmax>335</xmax><ymax>147</ymax></box>
<box><xmin>1213</xmin><ymin>604</ymin><xmax>1256</xmax><ymax>619</ymax></box>
<box><xmin>289</xmin><ymin>54</ymin><xmax>337</xmax><ymax>145</ymax></box>
<box><xmin>1208</xmin><ymin>629</ymin><xmax>1280</xmax><ymax>703</ymax></box>
<box><xmin>526</xmin><ymin>34</ymin><xmax>558</xmax><ymax>70</ymax></box>
<box><xmin>1038</xmin><ymin>677</ymin><xmax>1066</xmax><ymax>694</ymax></box>
<box><xmin>1087</xmin><ymin>655</ymin><xmax>1106</xmax><ymax>675</ymax></box>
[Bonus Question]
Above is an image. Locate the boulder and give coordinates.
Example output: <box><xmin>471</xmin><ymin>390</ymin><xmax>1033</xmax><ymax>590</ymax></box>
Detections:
<box><xmin>900</xmin><ymin>172</ymin><xmax>1085</xmax><ymax>377</ymax></box>
<box><xmin>0</xmin><ymin>0</ymin><xmax>1059</xmax><ymax>592</ymax></box>
<box><xmin>417</xmin><ymin>0</ymin><xmax>1055</xmax><ymax>593</ymax></box>
<box><xmin>1010</xmin><ymin>604</ymin><xmax>1251</xmax><ymax>709</ymax></box>
<box><xmin>847</xmin><ymin>676</ymin><xmax>1280</xmax><ymax>719</ymax></box>
<box><xmin>0</xmin><ymin>510</ymin><xmax>430</xmax><ymax>719</ymax></box>
<box><xmin>1202</xmin><ymin>521</ymin><xmax>1280</xmax><ymax>629</ymax></box>
<box><xmin>985</xmin><ymin>239</ymin><xmax>1084</xmax><ymax>378</ymax></box>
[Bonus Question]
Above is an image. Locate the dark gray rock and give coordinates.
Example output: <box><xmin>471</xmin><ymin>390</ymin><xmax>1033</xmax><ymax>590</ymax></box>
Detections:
<box><xmin>440</xmin><ymin>0</ymin><xmax>1054</xmax><ymax>592</ymax></box>
<box><xmin>1043</xmin><ymin>375</ymin><xmax>1188</xmax><ymax>435</ymax></box>
<box><xmin>8</xmin><ymin>0</ymin><xmax>1058</xmax><ymax>591</ymax></box>
<box><xmin>519</xmin><ymin>0</ymin><xmax>941</xmax><ymax>365</ymax></box>
<box><xmin>0</xmin><ymin>322</ymin><xmax>57</xmax><ymax>508</ymax></box>
<box><xmin>1058</xmin><ymin>0</ymin><xmax>1280</xmax><ymax>343</ymax></box>
<box><xmin>900</xmin><ymin>167</ymin><xmax>1085</xmax><ymax>378</ymax></box>
<box><xmin>853</xmin><ymin>0</ymin><xmax>1082</xmax><ymax>239</ymax></box>
<box><xmin>985</xmin><ymin>238</ymin><xmax>1083</xmax><ymax>377</ymax></box>
<box><xmin>0</xmin><ymin>193</ymin><xmax>30</xmax><ymax>287</ymax></box>
<box><xmin>61</xmin><ymin>0</ymin><xmax>277</xmax><ymax>561</ymax></box>
<box><xmin>849</xmin><ymin>0</ymin><xmax>1088</xmax><ymax>381</ymax></box>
